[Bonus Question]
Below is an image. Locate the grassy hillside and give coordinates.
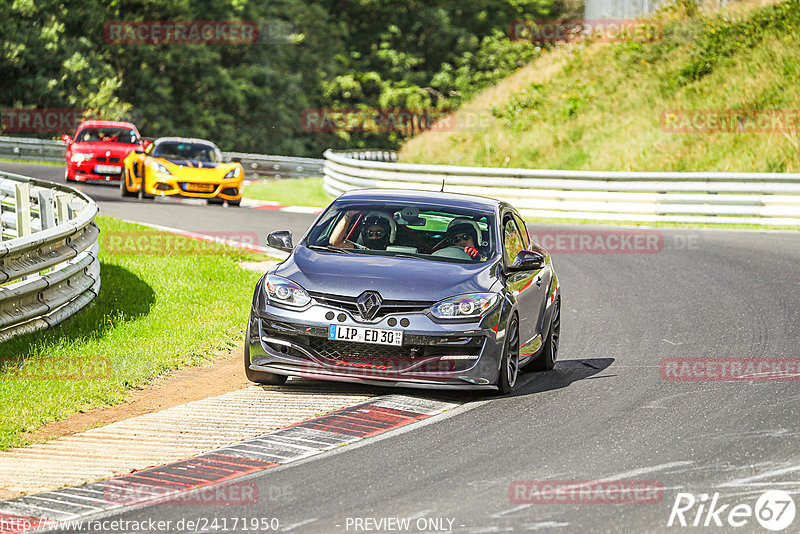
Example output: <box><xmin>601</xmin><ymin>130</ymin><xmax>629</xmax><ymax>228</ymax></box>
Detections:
<box><xmin>401</xmin><ymin>0</ymin><xmax>800</xmax><ymax>173</ymax></box>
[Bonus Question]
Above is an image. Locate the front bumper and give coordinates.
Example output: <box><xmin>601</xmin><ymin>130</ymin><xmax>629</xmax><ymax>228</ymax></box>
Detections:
<box><xmin>71</xmin><ymin>162</ymin><xmax>123</xmax><ymax>182</ymax></box>
<box><xmin>145</xmin><ymin>176</ymin><xmax>243</xmax><ymax>200</ymax></box>
<box><xmin>247</xmin><ymin>298</ymin><xmax>505</xmax><ymax>391</ymax></box>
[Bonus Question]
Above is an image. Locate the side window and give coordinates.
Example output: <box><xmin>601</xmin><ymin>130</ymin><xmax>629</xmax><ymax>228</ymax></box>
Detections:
<box><xmin>503</xmin><ymin>216</ymin><xmax>525</xmax><ymax>265</ymax></box>
<box><xmin>513</xmin><ymin>213</ymin><xmax>530</xmax><ymax>248</ymax></box>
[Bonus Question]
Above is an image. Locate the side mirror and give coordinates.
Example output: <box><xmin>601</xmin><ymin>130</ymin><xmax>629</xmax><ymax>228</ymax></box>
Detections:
<box><xmin>267</xmin><ymin>230</ymin><xmax>293</xmax><ymax>252</ymax></box>
<box><xmin>60</xmin><ymin>134</ymin><xmax>72</xmax><ymax>144</ymax></box>
<box><xmin>509</xmin><ymin>250</ymin><xmax>545</xmax><ymax>272</ymax></box>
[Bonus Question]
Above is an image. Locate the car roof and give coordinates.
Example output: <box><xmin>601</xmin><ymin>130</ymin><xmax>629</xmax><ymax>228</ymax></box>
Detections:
<box><xmin>77</xmin><ymin>120</ymin><xmax>138</xmax><ymax>129</ymax></box>
<box><xmin>336</xmin><ymin>188</ymin><xmax>508</xmax><ymax>214</ymax></box>
<box><xmin>152</xmin><ymin>137</ymin><xmax>220</xmax><ymax>148</ymax></box>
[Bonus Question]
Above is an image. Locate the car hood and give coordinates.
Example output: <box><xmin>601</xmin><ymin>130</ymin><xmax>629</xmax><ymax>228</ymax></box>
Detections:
<box><xmin>156</xmin><ymin>158</ymin><xmax>220</xmax><ymax>169</ymax></box>
<box><xmin>273</xmin><ymin>245</ymin><xmax>501</xmax><ymax>301</ymax></box>
<box><xmin>71</xmin><ymin>143</ymin><xmax>137</xmax><ymax>157</ymax></box>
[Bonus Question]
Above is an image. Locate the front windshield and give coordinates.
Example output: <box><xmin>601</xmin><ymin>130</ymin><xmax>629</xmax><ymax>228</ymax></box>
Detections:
<box><xmin>74</xmin><ymin>126</ymin><xmax>139</xmax><ymax>144</ymax></box>
<box><xmin>152</xmin><ymin>141</ymin><xmax>221</xmax><ymax>163</ymax></box>
<box><xmin>306</xmin><ymin>204</ymin><xmax>496</xmax><ymax>263</ymax></box>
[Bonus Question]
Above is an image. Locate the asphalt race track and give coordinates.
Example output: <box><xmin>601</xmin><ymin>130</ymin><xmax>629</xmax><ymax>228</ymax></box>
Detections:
<box><xmin>5</xmin><ymin>161</ymin><xmax>800</xmax><ymax>532</ymax></box>
<box><xmin>0</xmin><ymin>161</ymin><xmax>316</xmax><ymax>244</ymax></box>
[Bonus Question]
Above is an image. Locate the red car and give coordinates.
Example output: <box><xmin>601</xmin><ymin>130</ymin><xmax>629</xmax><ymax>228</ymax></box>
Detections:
<box><xmin>61</xmin><ymin>120</ymin><xmax>147</xmax><ymax>183</ymax></box>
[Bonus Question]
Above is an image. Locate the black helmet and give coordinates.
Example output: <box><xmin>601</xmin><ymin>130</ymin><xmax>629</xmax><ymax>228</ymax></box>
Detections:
<box><xmin>447</xmin><ymin>222</ymin><xmax>478</xmax><ymax>246</ymax></box>
<box><xmin>361</xmin><ymin>214</ymin><xmax>392</xmax><ymax>250</ymax></box>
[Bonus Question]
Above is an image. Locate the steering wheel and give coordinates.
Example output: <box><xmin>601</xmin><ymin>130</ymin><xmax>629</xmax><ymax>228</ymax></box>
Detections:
<box><xmin>344</xmin><ymin>239</ymin><xmax>367</xmax><ymax>250</ymax></box>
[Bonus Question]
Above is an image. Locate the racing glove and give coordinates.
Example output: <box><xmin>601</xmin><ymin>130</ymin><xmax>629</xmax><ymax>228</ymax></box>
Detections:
<box><xmin>464</xmin><ymin>246</ymin><xmax>479</xmax><ymax>259</ymax></box>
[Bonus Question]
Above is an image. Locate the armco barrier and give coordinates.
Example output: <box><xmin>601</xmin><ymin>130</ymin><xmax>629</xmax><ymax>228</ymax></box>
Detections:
<box><xmin>0</xmin><ymin>171</ymin><xmax>100</xmax><ymax>342</ymax></box>
<box><xmin>323</xmin><ymin>150</ymin><xmax>800</xmax><ymax>225</ymax></box>
<box><xmin>0</xmin><ymin>136</ymin><xmax>324</xmax><ymax>179</ymax></box>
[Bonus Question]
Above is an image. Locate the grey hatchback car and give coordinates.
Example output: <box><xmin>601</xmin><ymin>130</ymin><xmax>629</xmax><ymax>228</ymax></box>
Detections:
<box><xmin>245</xmin><ymin>189</ymin><xmax>560</xmax><ymax>393</ymax></box>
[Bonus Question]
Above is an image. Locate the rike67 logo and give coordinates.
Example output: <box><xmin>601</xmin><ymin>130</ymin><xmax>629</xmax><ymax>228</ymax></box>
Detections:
<box><xmin>668</xmin><ymin>490</ymin><xmax>796</xmax><ymax>531</ymax></box>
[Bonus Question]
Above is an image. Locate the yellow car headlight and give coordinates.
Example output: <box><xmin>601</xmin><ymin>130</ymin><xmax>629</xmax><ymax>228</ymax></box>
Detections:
<box><xmin>150</xmin><ymin>160</ymin><xmax>172</xmax><ymax>175</ymax></box>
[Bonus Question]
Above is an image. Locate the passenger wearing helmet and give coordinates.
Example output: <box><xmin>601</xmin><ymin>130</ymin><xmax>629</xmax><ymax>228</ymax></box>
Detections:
<box><xmin>446</xmin><ymin>218</ymin><xmax>485</xmax><ymax>260</ymax></box>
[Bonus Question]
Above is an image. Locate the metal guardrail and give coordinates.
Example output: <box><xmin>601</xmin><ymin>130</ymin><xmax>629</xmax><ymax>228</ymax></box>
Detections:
<box><xmin>0</xmin><ymin>136</ymin><xmax>324</xmax><ymax>179</ymax></box>
<box><xmin>0</xmin><ymin>136</ymin><xmax>64</xmax><ymax>163</ymax></box>
<box><xmin>323</xmin><ymin>150</ymin><xmax>800</xmax><ymax>225</ymax></box>
<box><xmin>224</xmin><ymin>151</ymin><xmax>324</xmax><ymax>179</ymax></box>
<box><xmin>0</xmin><ymin>171</ymin><xmax>100</xmax><ymax>342</ymax></box>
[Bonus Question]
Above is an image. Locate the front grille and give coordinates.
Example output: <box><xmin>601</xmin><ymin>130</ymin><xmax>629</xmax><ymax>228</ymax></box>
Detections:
<box><xmin>96</xmin><ymin>156</ymin><xmax>106</xmax><ymax>162</ymax></box>
<box><xmin>110</xmin><ymin>157</ymin><xmax>121</xmax><ymax>163</ymax></box>
<box><xmin>309</xmin><ymin>337</ymin><xmax>416</xmax><ymax>361</ymax></box>
<box><xmin>94</xmin><ymin>156</ymin><xmax>121</xmax><ymax>163</ymax></box>
<box><xmin>308</xmin><ymin>292</ymin><xmax>433</xmax><ymax>321</ymax></box>
<box><xmin>306</xmin><ymin>337</ymin><xmax>483</xmax><ymax>373</ymax></box>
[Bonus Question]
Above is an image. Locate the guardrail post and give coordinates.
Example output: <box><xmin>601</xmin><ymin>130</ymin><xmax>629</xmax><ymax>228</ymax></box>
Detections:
<box><xmin>55</xmin><ymin>193</ymin><xmax>71</xmax><ymax>224</ymax></box>
<box><xmin>15</xmin><ymin>183</ymin><xmax>31</xmax><ymax>238</ymax></box>
<box><xmin>37</xmin><ymin>190</ymin><xmax>56</xmax><ymax>230</ymax></box>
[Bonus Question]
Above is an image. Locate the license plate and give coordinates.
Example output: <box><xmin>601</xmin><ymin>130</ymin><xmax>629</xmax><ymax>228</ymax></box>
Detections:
<box><xmin>185</xmin><ymin>182</ymin><xmax>215</xmax><ymax>192</ymax></box>
<box><xmin>95</xmin><ymin>164</ymin><xmax>122</xmax><ymax>174</ymax></box>
<box><xmin>328</xmin><ymin>324</ymin><xmax>403</xmax><ymax>346</ymax></box>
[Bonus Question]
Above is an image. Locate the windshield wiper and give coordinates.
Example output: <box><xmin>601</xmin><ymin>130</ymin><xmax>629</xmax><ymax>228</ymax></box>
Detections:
<box><xmin>308</xmin><ymin>245</ymin><xmax>351</xmax><ymax>254</ymax></box>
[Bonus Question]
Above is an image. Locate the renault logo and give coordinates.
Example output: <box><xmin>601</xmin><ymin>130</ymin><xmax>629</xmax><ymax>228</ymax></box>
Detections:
<box><xmin>356</xmin><ymin>291</ymin><xmax>382</xmax><ymax>320</ymax></box>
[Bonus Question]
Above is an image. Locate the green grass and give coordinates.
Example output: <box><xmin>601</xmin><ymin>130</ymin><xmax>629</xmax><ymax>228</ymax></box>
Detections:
<box><xmin>0</xmin><ymin>157</ymin><xmax>62</xmax><ymax>166</ymax></box>
<box><xmin>0</xmin><ymin>216</ymin><xmax>269</xmax><ymax>450</ymax></box>
<box><xmin>401</xmin><ymin>0</ymin><xmax>800</xmax><ymax>173</ymax></box>
<box><xmin>244</xmin><ymin>177</ymin><xmax>332</xmax><ymax>207</ymax></box>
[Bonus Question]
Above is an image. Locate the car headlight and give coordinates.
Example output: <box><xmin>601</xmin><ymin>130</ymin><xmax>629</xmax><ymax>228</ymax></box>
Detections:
<box><xmin>70</xmin><ymin>152</ymin><xmax>92</xmax><ymax>163</ymax></box>
<box><xmin>224</xmin><ymin>167</ymin><xmax>241</xmax><ymax>179</ymax></box>
<box><xmin>430</xmin><ymin>293</ymin><xmax>499</xmax><ymax>319</ymax></box>
<box><xmin>265</xmin><ymin>275</ymin><xmax>311</xmax><ymax>307</ymax></box>
<box><xmin>151</xmin><ymin>160</ymin><xmax>172</xmax><ymax>175</ymax></box>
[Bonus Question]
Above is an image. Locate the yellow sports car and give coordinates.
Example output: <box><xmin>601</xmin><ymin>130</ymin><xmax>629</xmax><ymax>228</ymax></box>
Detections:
<box><xmin>121</xmin><ymin>137</ymin><xmax>243</xmax><ymax>206</ymax></box>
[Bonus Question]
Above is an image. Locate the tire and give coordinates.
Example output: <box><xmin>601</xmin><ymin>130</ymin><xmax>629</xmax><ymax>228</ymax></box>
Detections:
<box><xmin>244</xmin><ymin>343</ymin><xmax>288</xmax><ymax>385</ymax></box>
<box><xmin>140</xmin><ymin>183</ymin><xmax>154</xmax><ymax>199</ymax></box>
<box><xmin>120</xmin><ymin>170</ymin><xmax>137</xmax><ymax>197</ymax></box>
<box><xmin>64</xmin><ymin>168</ymin><xmax>74</xmax><ymax>182</ymax></box>
<box><xmin>228</xmin><ymin>199</ymin><xmax>241</xmax><ymax>207</ymax></box>
<box><xmin>497</xmin><ymin>315</ymin><xmax>520</xmax><ymax>395</ymax></box>
<box><xmin>528</xmin><ymin>297</ymin><xmax>560</xmax><ymax>372</ymax></box>
<box><xmin>207</xmin><ymin>198</ymin><xmax>225</xmax><ymax>205</ymax></box>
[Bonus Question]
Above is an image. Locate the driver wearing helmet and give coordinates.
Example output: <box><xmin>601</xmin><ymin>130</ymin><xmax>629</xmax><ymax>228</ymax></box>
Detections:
<box><xmin>329</xmin><ymin>211</ymin><xmax>395</xmax><ymax>250</ymax></box>
<box><xmin>360</xmin><ymin>213</ymin><xmax>393</xmax><ymax>250</ymax></box>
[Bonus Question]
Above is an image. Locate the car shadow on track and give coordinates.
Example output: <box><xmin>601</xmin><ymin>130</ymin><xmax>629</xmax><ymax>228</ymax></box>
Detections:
<box><xmin>506</xmin><ymin>357</ymin><xmax>615</xmax><ymax>398</ymax></box>
<box><xmin>259</xmin><ymin>358</ymin><xmax>614</xmax><ymax>404</ymax></box>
